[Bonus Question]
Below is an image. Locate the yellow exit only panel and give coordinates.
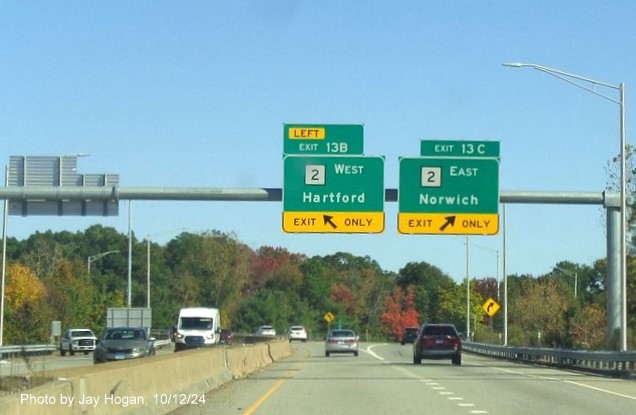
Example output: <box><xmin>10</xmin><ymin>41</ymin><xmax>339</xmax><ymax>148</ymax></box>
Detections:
<box><xmin>283</xmin><ymin>212</ymin><xmax>384</xmax><ymax>233</ymax></box>
<box><xmin>398</xmin><ymin>213</ymin><xmax>499</xmax><ymax>235</ymax></box>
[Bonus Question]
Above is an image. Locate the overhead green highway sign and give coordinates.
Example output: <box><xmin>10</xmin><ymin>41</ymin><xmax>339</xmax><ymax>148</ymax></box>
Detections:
<box><xmin>398</xmin><ymin>156</ymin><xmax>500</xmax><ymax>235</ymax></box>
<box><xmin>283</xmin><ymin>124</ymin><xmax>364</xmax><ymax>156</ymax></box>
<box><xmin>283</xmin><ymin>155</ymin><xmax>384</xmax><ymax>233</ymax></box>
<box><xmin>420</xmin><ymin>140</ymin><xmax>500</xmax><ymax>159</ymax></box>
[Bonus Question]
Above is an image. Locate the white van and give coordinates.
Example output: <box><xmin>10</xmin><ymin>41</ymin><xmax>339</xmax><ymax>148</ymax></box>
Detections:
<box><xmin>174</xmin><ymin>307</ymin><xmax>221</xmax><ymax>352</ymax></box>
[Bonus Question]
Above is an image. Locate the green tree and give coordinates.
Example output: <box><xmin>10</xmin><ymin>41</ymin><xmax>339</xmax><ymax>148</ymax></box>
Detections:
<box><xmin>570</xmin><ymin>303</ymin><xmax>606</xmax><ymax>349</ymax></box>
<box><xmin>438</xmin><ymin>281</ymin><xmax>484</xmax><ymax>336</ymax></box>
<box><xmin>234</xmin><ymin>289</ymin><xmax>295</xmax><ymax>333</ymax></box>
<box><xmin>165</xmin><ymin>231</ymin><xmax>252</xmax><ymax>327</ymax></box>
<box><xmin>45</xmin><ymin>258</ymin><xmax>96</xmax><ymax>329</ymax></box>
<box><xmin>299</xmin><ymin>258</ymin><xmax>330</xmax><ymax>310</ymax></box>
<box><xmin>397</xmin><ymin>261</ymin><xmax>455</xmax><ymax>322</ymax></box>
<box><xmin>509</xmin><ymin>276</ymin><xmax>572</xmax><ymax>347</ymax></box>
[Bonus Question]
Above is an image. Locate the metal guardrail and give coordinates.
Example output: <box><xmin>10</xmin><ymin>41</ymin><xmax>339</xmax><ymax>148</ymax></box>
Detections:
<box><xmin>153</xmin><ymin>339</ymin><xmax>172</xmax><ymax>349</ymax></box>
<box><xmin>0</xmin><ymin>345</ymin><xmax>57</xmax><ymax>360</ymax></box>
<box><xmin>463</xmin><ymin>342</ymin><xmax>636</xmax><ymax>376</ymax></box>
<box><xmin>149</xmin><ymin>329</ymin><xmax>172</xmax><ymax>349</ymax></box>
<box><xmin>0</xmin><ymin>331</ymin><xmax>277</xmax><ymax>360</ymax></box>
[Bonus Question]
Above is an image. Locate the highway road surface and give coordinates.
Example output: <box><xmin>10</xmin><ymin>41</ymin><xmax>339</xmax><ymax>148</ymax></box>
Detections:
<box><xmin>170</xmin><ymin>341</ymin><xmax>636</xmax><ymax>415</ymax></box>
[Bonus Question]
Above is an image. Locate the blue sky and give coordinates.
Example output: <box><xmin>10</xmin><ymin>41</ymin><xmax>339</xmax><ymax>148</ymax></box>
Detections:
<box><xmin>1</xmin><ymin>2</ymin><xmax>633</xmax><ymax>282</ymax></box>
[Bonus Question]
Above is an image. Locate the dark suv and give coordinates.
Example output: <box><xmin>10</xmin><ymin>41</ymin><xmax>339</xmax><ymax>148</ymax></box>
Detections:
<box><xmin>400</xmin><ymin>327</ymin><xmax>420</xmax><ymax>345</ymax></box>
<box><xmin>413</xmin><ymin>323</ymin><xmax>462</xmax><ymax>365</ymax></box>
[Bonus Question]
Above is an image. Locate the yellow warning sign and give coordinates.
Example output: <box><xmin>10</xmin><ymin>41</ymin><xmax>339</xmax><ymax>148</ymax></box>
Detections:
<box><xmin>324</xmin><ymin>311</ymin><xmax>335</xmax><ymax>323</ymax></box>
<box><xmin>283</xmin><ymin>212</ymin><xmax>384</xmax><ymax>233</ymax></box>
<box><xmin>398</xmin><ymin>213</ymin><xmax>499</xmax><ymax>235</ymax></box>
<box><xmin>482</xmin><ymin>297</ymin><xmax>501</xmax><ymax>317</ymax></box>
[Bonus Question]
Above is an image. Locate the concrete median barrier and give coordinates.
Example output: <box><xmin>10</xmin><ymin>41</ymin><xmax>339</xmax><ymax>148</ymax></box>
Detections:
<box><xmin>1</xmin><ymin>340</ymin><xmax>291</xmax><ymax>415</ymax></box>
<box><xmin>268</xmin><ymin>340</ymin><xmax>291</xmax><ymax>361</ymax></box>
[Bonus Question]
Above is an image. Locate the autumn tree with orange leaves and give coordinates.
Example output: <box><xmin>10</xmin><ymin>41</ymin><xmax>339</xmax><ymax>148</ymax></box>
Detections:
<box><xmin>380</xmin><ymin>286</ymin><xmax>420</xmax><ymax>341</ymax></box>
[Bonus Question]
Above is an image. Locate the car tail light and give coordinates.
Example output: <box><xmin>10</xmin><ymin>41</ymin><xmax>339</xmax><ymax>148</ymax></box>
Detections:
<box><xmin>422</xmin><ymin>337</ymin><xmax>435</xmax><ymax>346</ymax></box>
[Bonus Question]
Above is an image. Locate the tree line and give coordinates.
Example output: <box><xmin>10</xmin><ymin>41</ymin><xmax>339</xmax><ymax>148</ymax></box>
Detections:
<box><xmin>2</xmin><ymin>224</ymin><xmax>633</xmax><ymax>349</ymax></box>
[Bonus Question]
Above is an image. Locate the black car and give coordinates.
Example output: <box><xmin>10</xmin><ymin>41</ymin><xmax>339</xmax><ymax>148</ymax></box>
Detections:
<box><xmin>413</xmin><ymin>323</ymin><xmax>462</xmax><ymax>365</ymax></box>
<box><xmin>400</xmin><ymin>327</ymin><xmax>419</xmax><ymax>345</ymax></box>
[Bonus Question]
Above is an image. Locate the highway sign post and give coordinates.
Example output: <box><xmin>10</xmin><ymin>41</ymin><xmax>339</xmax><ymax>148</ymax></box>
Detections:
<box><xmin>283</xmin><ymin>124</ymin><xmax>364</xmax><ymax>155</ymax></box>
<box><xmin>398</xmin><ymin>156</ymin><xmax>499</xmax><ymax>235</ymax></box>
<box><xmin>283</xmin><ymin>155</ymin><xmax>384</xmax><ymax>233</ymax></box>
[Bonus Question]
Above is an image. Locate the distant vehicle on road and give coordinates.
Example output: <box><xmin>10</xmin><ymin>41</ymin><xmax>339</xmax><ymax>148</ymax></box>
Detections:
<box><xmin>220</xmin><ymin>328</ymin><xmax>234</xmax><ymax>344</ymax></box>
<box><xmin>174</xmin><ymin>307</ymin><xmax>221</xmax><ymax>351</ymax></box>
<box><xmin>412</xmin><ymin>323</ymin><xmax>462</xmax><ymax>366</ymax></box>
<box><xmin>400</xmin><ymin>327</ymin><xmax>419</xmax><ymax>345</ymax></box>
<box><xmin>287</xmin><ymin>326</ymin><xmax>307</xmax><ymax>342</ymax></box>
<box><xmin>257</xmin><ymin>325</ymin><xmax>276</xmax><ymax>337</ymax></box>
<box><xmin>93</xmin><ymin>327</ymin><xmax>155</xmax><ymax>363</ymax></box>
<box><xmin>325</xmin><ymin>329</ymin><xmax>359</xmax><ymax>357</ymax></box>
<box><xmin>59</xmin><ymin>329</ymin><xmax>97</xmax><ymax>356</ymax></box>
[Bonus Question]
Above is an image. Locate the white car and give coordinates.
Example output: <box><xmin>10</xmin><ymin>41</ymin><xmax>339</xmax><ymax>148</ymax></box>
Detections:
<box><xmin>257</xmin><ymin>325</ymin><xmax>276</xmax><ymax>337</ymax></box>
<box><xmin>287</xmin><ymin>326</ymin><xmax>307</xmax><ymax>342</ymax></box>
<box><xmin>256</xmin><ymin>326</ymin><xmax>276</xmax><ymax>337</ymax></box>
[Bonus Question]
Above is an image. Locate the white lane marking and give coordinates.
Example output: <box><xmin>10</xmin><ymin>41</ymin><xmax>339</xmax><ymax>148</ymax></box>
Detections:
<box><xmin>492</xmin><ymin>362</ymin><xmax>636</xmax><ymax>401</ymax></box>
<box><xmin>563</xmin><ymin>380</ymin><xmax>636</xmax><ymax>400</ymax></box>
<box><xmin>365</xmin><ymin>344</ymin><xmax>386</xmax><ymax>361</ymax></box>
<box><xmin>369</xmin><ymin>344</ymin><xmax>487</xmax><ymax>413</ymax></box>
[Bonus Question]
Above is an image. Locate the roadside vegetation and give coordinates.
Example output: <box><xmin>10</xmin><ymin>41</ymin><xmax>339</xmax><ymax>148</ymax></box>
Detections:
<box><xmin>2</xmin><ymin>225</ymin><xmax>633</xmax><ymax>349</ymax></box>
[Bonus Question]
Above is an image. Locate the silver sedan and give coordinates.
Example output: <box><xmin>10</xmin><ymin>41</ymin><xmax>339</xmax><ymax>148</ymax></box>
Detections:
<box><xmin>325</xmin><ymin>329</ymin><xmax>359</xmax><ymax>357</ymax></box>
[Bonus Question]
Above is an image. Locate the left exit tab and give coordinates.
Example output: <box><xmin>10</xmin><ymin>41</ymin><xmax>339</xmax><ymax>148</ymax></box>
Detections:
<box><xmin>288</xmin><ymin>127</ymin><xmax>325</xmax><ymax>140</ymax></box>
<box><xmin>283</xmin><ymin>124</ymin><xmax>364</xmax><ymax>156</ymax></box>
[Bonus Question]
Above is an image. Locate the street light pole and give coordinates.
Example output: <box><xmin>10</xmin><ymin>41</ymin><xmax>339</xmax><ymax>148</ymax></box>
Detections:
<box><xmin>147</xmin><ymin>238</ymin><xmax>150</xmax><ymax>308</ymax></box>
<box><xmin>145</xmin><ymin>228</ymin><xmax>185</xmax><ymax>309</ymax></box>
<box><xmin>0</xmin><ymin>165</ymin><xmax>8</xmax><ymax>347</ymax></box>
<box><xmin>554</xmin><ymin>266</ymin><xmax>578</xmax><ymax>300</ymax></box>
<box><xmin>87</xmin><ymin>250</ymin><xmax>120</xmax><ymax>274</ymax></box>
<box><xmin>503</xmin><ymin>62</ymin><xmax>627</xmax><ymax>351</ymax></box>
<box><xmin>466</xmin><ymin>236</ymin><xmax>470</xmax><ymax>340</ymax></box>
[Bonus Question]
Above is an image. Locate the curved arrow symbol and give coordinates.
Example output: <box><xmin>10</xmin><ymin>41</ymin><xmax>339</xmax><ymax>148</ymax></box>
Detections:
<box><xmin>323</xmin><ymin>215</ymin><xmax>337</xmax><ymax>229</ymax></box>
<box><xmin>439</xmin><ymin>216</ymin><xmax>456</xmax><ymax>232</ymax></box>
<box><xmin>487</xmin><ymin>302</ymin><xmax>494</xmax><ymax>313</ymax></box>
